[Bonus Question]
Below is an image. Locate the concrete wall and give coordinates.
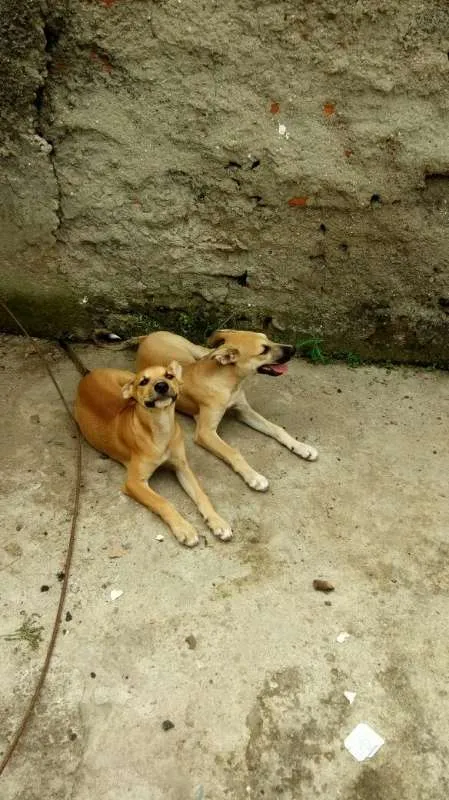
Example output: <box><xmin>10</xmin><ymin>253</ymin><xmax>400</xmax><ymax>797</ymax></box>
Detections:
<box><xmin>1</xmin><ymin>0</ymin><xmax>449</xmax><ymax>363</ymax></box>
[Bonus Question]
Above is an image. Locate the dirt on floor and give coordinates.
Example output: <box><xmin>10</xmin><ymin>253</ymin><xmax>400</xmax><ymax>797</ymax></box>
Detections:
<box><xmin>0</xmin><ymin>336</ymin><xmax>448</xmax><ymax>799</ymax></box>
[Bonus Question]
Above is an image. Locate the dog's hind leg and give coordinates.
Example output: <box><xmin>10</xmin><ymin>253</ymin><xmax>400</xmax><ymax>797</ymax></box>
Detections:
<box><xmin>232</xmin><ymin>394</ymin><xmax>318</xmax><ymax>461</ymax></box>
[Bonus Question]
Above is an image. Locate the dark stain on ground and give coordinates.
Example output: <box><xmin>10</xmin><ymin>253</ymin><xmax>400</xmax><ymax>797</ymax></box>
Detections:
<box><xmin>422</xmin><ymin>540</ymin><xmax>449</xmax><ymax>595</ymax></box>
<box><xmin>210</xmin><ymin>517</ymin><xmax>277</xmax><ymax>598</ymax></box>
<box><xmin>346</xmin><ymin>765</ymin><xmax>405</xmax><ymax>800</ymax></box>
<box><xmin>225</xmin><ymin>666</ymin><xmax>347</xmax><ymax>798</ymax></box>
<box><xmin>372</xmin><ymin>657</ymin><xmax>449</xmax><ymax>799</ymax></box>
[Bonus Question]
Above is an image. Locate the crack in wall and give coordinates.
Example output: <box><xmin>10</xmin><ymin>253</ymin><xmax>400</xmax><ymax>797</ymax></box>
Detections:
<box><xmin>33</xmin><ymin>16</ymin><xmax>64</xmax><ymax>236</ymax></box>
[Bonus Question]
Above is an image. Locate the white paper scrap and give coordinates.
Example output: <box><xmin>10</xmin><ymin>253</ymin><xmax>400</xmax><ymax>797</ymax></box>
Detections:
<box><xmin>344</xmin><ymin>691</ymin><xmax>357</xmax><ymax>705</ymax></box>
<box><xmin>344</xmin><ymin>722</ymin><xmax>384</xmax><ymax>762</ymax></box>
<box><xmin>336</xmin><ymin>631</ymin><xmax>351</xmax><ymax>643</ymax></box>
<box><xmin>110</xmin><ymin>589</ymin><xmax>123</xmax><ymax>601</ymax></box>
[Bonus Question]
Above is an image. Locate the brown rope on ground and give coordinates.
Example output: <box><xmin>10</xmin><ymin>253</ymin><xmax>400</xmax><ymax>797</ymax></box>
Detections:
<box><xmin>0</xmin><ymin>300</ymin><xmax>82</xmax><ymax>778</ymax></box>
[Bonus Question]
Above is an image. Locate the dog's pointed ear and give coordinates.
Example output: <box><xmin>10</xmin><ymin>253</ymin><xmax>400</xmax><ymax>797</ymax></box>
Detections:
<box><xmin>210</xmin><ymin>346</ymin><xmax>240</xmax><ymax>366</ymax></box>
<box><xmin>121</xmin><ymin>378</ymin><xmax>135</xmax><ymax>400</ymax></box>
<box><xmin>167</xmin><ymin>360</ymin><xmax>182</xmax><ymax>381</ymax></box>
<box><xmin>207</xmin><ymin>330</ymin><xmax>226</xmax><ymax>349</ymax></box>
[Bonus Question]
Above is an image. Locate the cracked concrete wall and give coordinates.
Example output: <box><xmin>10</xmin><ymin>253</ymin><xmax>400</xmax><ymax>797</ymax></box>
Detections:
<box><xmin>1</xmin><ymin>0</ymin><xmax>449</xmax><ymax>363</ymax></box>
<box><xmin>0</xmin><ymin>0</ymin><xmax>59</xmax><ymax>254</ymax></box>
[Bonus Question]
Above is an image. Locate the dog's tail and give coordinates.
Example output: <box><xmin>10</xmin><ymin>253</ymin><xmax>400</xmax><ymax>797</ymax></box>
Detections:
<box><xmin>58</xmin><ymin>340</ymin><xmax>90</xmax><ymax>377</ymax></box>
<box><xmin>92</xmin><ymin>329</ymin><xmax>146</xmax><ymax>351</ymax></box>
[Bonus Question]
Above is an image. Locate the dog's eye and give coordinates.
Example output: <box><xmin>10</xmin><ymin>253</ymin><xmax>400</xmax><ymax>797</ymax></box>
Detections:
<box><xmin>165</xmin><ymin>372</ymin><xmax>174</xmax><ymax>380</ymax></box>
<box><xmin>139</xmin><ymin>377</ymin><xmax>150</xmax><ymax>386</ymax></box>
<box><xmin>261</xmin><ymin>345</ymin><xmax>270</xmax><ymax>355</ymax></box>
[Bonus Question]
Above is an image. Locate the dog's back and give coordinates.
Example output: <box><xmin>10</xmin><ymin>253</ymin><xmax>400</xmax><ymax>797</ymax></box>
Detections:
<box><xmin>75</xmin><ymin>368</ymin><xmax>134</xmax><ymax>462</ymax></box>
<box><xmin>136</xmin><ymin>331</ymin><xmax>209</xmax><ymax>371</ymax></box>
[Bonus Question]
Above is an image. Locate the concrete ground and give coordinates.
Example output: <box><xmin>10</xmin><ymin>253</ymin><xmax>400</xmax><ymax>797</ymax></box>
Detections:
<box><xmin>0</xmin><ymin>335</ymin><xmax>448</xmax><ymax>800</ymax></box>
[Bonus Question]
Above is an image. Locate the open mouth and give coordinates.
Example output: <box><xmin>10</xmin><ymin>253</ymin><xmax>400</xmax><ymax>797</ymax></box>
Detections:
<box><xmin>145</xmin><ymin>395</ymin><xmax>176</xmax><ymax>409</ymax></box>
<box><xmin>257</xmin><ymin>363</ymin><xmax>289</xmax><ymax>377</ymax></box>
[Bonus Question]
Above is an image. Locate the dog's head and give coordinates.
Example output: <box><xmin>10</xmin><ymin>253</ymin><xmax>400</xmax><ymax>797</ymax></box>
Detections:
<box><xmin>206</xmin><ymin>330</ymin><xmax>295</xmax><ymax>377</ymax></box>
<box><xmin>121</xmin><ymin>361</ymin><xmax>182</xmax><ymax>409</ymax></box>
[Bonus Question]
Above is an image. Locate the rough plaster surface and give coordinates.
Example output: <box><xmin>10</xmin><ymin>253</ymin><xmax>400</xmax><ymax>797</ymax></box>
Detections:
<box><xmin>1</xmin><ymin>337</ymin><xmax>448</xmax><ymax>798</ymax></box>
<box><xmin>1</xmin><ymin>1</ymin><xmax>449</xmax><ymax>360</ymax></box>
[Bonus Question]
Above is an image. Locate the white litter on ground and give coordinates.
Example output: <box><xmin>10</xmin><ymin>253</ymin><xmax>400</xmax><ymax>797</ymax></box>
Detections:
<box><xmin>155</xmin><ymin>534</ymin><xmax>164</xmax><ymax>542</ymax></box>
<box><xmin>344</xmin><ymin>722</ymin><xmax>385</xmax><ymax>762</ymax></box>
<box><xmin>110</xmin><ymin>589</ymin><xmax>123</xmax><ymax>601</ymax></box>
<box><xmin>336</xmin><ymin>631</ymin><xmax>351</xmax><ymax>643</ymax></box>
<box><xmin>344</xmin><ymin>691</ymin><xmax>357</xmax><ymax>704</ymax></box>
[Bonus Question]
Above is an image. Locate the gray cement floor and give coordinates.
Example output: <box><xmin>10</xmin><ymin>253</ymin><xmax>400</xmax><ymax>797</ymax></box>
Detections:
<box><xmin>0</xmin><ymin>335</ymin><xmax>448</xmax><ymax>800</ymax></box>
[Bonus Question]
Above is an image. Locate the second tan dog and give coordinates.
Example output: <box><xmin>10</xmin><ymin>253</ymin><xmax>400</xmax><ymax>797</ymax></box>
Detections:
<box><xmin>74</xmin><ymin>361</ymin><xmax>232</xmax><ymax>546</ymax></box>
<box><xmin>136</xmin><ymin>330</ymin><xmax>318</xmax><ymax>491</ymax></box>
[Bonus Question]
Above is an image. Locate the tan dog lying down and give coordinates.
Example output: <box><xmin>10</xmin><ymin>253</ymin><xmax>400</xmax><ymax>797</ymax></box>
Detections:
<box><xmin>136</xmin><ymin>330</ymin><xmax>318</xmax><ymax>491</ymax></box>
<box><xmin>74</xmin><ymin>362</ymin><xmax>232</xmax><ymax>546</ymax></box>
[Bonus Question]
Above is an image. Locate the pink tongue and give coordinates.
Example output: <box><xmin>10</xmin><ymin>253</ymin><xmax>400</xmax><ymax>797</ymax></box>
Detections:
<box><xmin>271</xmin><ymin>363</ymin><xmax>288</xmax><ymax>375</ymax></box>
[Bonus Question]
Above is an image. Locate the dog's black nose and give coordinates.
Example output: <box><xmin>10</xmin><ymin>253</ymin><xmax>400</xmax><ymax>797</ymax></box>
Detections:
<box><xmin>154</xmin><ymin>381</ymin><xmax>169</xmax><ymax>395</ymax></box>
<box><xmin>278</xmin><ymin>344</ymin><xmax>295</xmax><ymax>363</ymax></box>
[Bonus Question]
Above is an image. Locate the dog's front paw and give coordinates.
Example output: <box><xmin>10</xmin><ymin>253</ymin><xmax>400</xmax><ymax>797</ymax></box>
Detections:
<box><xmin>211</xmin><ymin>519</ymin><xmax>233</xmax><ymax>541</ymax></box>
<box><xmin>246</xmin><ymin>472</ymin><xmax>269</xmax><ymax>492</ymax></box>
<box><xmin>292</xmin><ymin>442</ymin><xmax>318</xmax><ymax>461</ymax></box>
<box><xmin>172</xmin><ymin>523</ymin><xmax>200</xmax><ymax>548</ymax></box>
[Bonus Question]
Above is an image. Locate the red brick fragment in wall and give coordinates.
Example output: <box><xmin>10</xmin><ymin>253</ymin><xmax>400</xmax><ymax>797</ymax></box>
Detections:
<box><xmin>288</xmin><ymin>197</ymin><xmax>308</xmax><ymax>207</ymax></box>
<box><xmin>90</xmin><ymin>51</ymin><xmax>112</xmax><ymax>74</ymax></box>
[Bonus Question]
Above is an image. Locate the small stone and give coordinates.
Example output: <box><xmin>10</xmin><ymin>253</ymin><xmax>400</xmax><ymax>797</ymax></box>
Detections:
<box><xmin>162</xmin><ymin>719</ymin><xmax>175</xmax><ymax>731</ymax></box>
<box><xmin>185</xmin><ymin>634</ymin><xmax>197</xmax><ymax>650</ymax></box>
<box><xmin>90</xmin><ymin>672</ymin><xmax>96</xmax><ymax>678</ymax></box>
<box><xmin>313</xmin><ymin>579</ymin><xmax>335</xmax><ymax>593</ymax></box>
<box><xmin>57</xmin><ymin>571</ymin><xmax>65</xmax><ymax>581</ymax></box>
<box><xmin>40</xmin><ymin>585</ymin><xmax>50</xmax><ymax>592</ymax></box>
<box><xmin>30</xmin><ymin>414</ymin><xmax>40</xmax><ymax>424</ymax></box>
<box><xmin>155</xmin><ymin>534</ymin><xmax>164</xmax><ymax>542</ymax></box>
<box><xmin>65</xmin><ymin>611</ymin><xmax>73</xmax><ymax>622</ymax></box>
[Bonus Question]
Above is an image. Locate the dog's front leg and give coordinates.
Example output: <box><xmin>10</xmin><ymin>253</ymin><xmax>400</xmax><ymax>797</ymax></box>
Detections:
<box><xmin>123</xmin><ymin>459</ymin><xmax>199</xmax><ymax>547</ymax></box>
<box><xmin>233</xmin><ymin>394</ymin><xmax>318</xmax><ymax>461</ymax></box>
<box><xmin>194</xmin><ymin>408</ymin><xmax>269</xmax><ymax>491</ymax></box>
<box><xmin>169</xmin><ymin>447</ymin><xmax>233</xmax><ymax>541</ymax></box>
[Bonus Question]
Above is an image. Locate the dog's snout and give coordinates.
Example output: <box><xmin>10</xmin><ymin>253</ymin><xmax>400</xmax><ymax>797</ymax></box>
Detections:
<box><xmin>278</xmin><ymin>344</ymin><xmax>295</xmax><ymax>363</ymax></box>
<box><xmin>154</xmin><ymin>381</ymin><xmax>169</xmax><ymax>395</ymax></box>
